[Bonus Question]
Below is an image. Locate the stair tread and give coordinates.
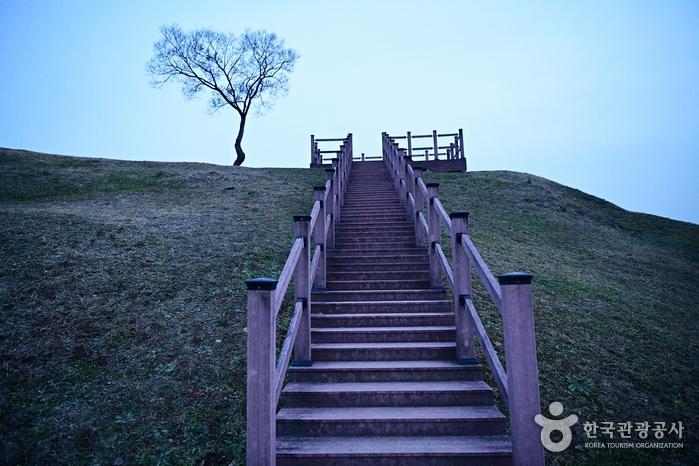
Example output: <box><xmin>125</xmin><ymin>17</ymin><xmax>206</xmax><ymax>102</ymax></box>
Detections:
<box><xmin>277</xmin><ymin>405</ymin><xmax>505</xmax><ymax>421</ymax></box>
<box><xmin>283</xmin><ymin>380</ymin><xmax>491</xmax><ymax>393</ymax></box>
<box><xmin>312</xmin><ymin>312</ymin><xmax>454</xmax><ymax>317</ymax></box>
<box><xmin>312</xmin><ymin>342</ymin><xmax>456</xmax><ymax>349</ymax></box>
<box><xmin>314</xmin><ymin>290</ymin><xmax>444</xmax><ymax>295</ymax></box>
<box><xmin>288</xmin><ymin>360</ymin><xmax>477</xmax><ymax>371</ymax></box>
<box><xmin>312</xmin><ymin>326</ymin><xmax>455</xmax><ymax>333</ymax></box>
<box><xmin>277</xmin><ymin>435</ymin><xmax>512</xmax><ymax>456</ymax></box>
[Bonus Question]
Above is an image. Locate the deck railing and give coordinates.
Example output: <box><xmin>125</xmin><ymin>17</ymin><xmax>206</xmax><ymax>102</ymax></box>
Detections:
<box><xmin>310</xmin><ymin>133</ymin><xmax>353</xmax><ymax>166</ymax></box>
<box><xmin>386</xmin><ymin>128</ymin><xmax>466</xmax><ymax>162</ymax></box>
<box><xmin>383</xmin><ymin>132</ymin><xmax>545</xmax><ymax>466</ymax></box>
<box><xmin>246</xmin><ymin>137</ymin><xmax>352</xmax><ymax>465</ymax></box>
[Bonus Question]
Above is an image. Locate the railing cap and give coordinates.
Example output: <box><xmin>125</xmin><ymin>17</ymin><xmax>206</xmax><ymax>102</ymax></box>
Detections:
<box><xmin>449</xmin><ymin>212</ymin><xmax>470</xmax><ymax>219</ymax></box>
<box><xmin>246</xmin><ymin>278</ymin><xmax>278</xmax><ymax>290</ymax></box>
<box><xmin>426</xmin><ymin>182</ymin><xmax>440</xmax><ymax>188</ymax></box>
<box><xmin>313</xmin><ymin>185</ymin><xmax>326</xmax><ymax>191</ymax></box>
<box><xmin>293</xmin><ymin>214</ymin><xmax>312</xmax><ymax>222</ymax></box>
<box><xmin>498</xmin><ymin>272</ymin><xmax>533</xmax><ymax>285</ymax></box>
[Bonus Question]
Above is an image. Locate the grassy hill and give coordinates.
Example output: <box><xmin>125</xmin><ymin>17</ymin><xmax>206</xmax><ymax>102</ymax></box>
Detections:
<box><xmin>1</xmin><ymin>148</ymin><xmax>697</xmax><ymax>465</ymax></box>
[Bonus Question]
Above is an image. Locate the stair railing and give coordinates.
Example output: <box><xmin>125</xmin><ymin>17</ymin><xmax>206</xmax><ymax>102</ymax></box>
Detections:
<box><xmin>310</xmin><ymin>133</ymin><xmax>353</xmax><ymax>166</ymax></box>
<box><xmin>382</xmin><ymin>132</ymin><xmax>545</xmax><ymax>466</ymax></box>
<box><xmin>386</xmin><ymin>128</ymin><xmax>466</xmax><ymax>162</ymax></box>
<box><xmin>246</xmin><ymin>136</ymin><xmax>352</xmax><ymax>465</ymax></box>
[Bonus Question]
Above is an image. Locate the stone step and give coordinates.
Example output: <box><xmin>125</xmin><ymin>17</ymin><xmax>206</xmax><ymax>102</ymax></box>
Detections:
<box><xmin>312</xmin><ymin>290</ymin><xmax>446</xmax><ymax>302</ymax></box>
<box><xmin>312</xmin><ymin>300</ymin><xmax>452</xmax><ymax>314</ymax></box>
<box><xmin>276</xmin><ymin>405</ymin><xmax>507</xmax><ymax>436</ymax></box>
<box><xmin>311</xmin><ymin>325</ymin><xmax>455</xmax><ymax>343</ymax></box>
<box><xmin>312</xmin><ymin>312</ymin><xmax>454</xmax><ymax>328</ymax></box>
<box><xmin>287</xmin><ymin>360</ymin><xmax>483</xmax><ymax>383</ymax></box>
<box><xmin>326</xmin><ymin>262</ymin><xmax>428</xmax><ymax>272</ymax></box>
<box><xmin>311</xmin><ymin>342</ymin><xmax>456</xmax><ymax>361</ymax></box>
<box><xmin>280</xmin><ymin>380</ymin><xmax>494</xmax><ymax>407</ymax></box>
<box><xmin>326</xmin><ymin>279</ymin><xmax>431</xmax><ymax>291</ymax></box>
<box><xmin>276</xmin><ymin>435</ymin><xmax>512</xmax><ymax>466</ymax></box>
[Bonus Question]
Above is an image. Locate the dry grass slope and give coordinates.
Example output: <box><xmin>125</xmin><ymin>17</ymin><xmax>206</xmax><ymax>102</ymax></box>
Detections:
<box><xmin>1</xmin><ymin>148</ymin><xmax>697</xmax><ymax>465</ymax></box>
<box><xmin>424</xmin><ymin>170</ymin><xmax>698</xmax><ymax>466</ymax></box>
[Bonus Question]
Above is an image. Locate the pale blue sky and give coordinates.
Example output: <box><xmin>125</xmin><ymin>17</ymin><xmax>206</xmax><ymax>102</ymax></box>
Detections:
<box><xmin>1</xmin><ymin>1</ymin><xmax>697</xmax><ymax>223</ymax></box>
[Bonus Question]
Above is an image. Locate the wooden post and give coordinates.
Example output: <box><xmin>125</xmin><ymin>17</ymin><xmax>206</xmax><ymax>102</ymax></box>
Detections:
<box><xmin>413</xmin><ymin>167</ymin><xmax>425</xmax><ymax>248</ymax></box>
<box><xmin>361</xmin><ymin>152</ymin><xmax>365</xmax><ymax>161</ymax></box>
<box><xmin>325</xmin><ymin>169</ymin><xmax>335</xmax><ymax>250</ymax></box>
<box><xmin>403</xmin><ymin>155</ymin><xmax>413</xmax><ymax>222</ymax></box>
<box><xmin>313</xmin><ymin>187</ymin><xmax>327</xmax><ymax>291</ymax></box>
<box><xmin>432</xmin><ymin>129</ymin><xmax>439</xmax><ymax>160</ymax></box>
<box><xmin>459</xmin><ymin>128</ymin><xmax>465</xmax><ymax>160</ymax></box>
<box><xmin>245</xmin><ymin>278</ymin><xmax>278</xmax><ymax>466</ymax></box>
<box><xmin>450</xmin><ymin>213</ymin><xmax>475</xmax><ymax>362</ymax></box>
<box><xmin>427</xmin><ymin>183</ymin><xmax>443</xmax><ymax>288</ymax></box>
<box><xmin>407</xmin><ymin>131</ymin><xmax>412</xmax><ymax>158</ymax></box>
<box><xmin>310</xmin><ymin>134</ymin><xmax>316</xmax><ymax>165</ymax></box>
<box><xmin>499</xmin><ymin>272</ymin><xmax>545</xmax><ymax>466</ymax></box>
<box><xmin>331</xmin><ymin>159</ymin><xmax>340</xmax><ymax>222</ymax></box>
<box><xmin>292</xmin><ymin>216</ymin><xmax>312</xmax><ymax>365</ymax></box>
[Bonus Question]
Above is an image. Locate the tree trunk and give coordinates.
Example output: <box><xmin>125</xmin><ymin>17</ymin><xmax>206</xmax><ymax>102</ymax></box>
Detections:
<box><xmin>233</xmin><ymin>114</ymin><xmax>247</xmax><ymax>166</ymax></box>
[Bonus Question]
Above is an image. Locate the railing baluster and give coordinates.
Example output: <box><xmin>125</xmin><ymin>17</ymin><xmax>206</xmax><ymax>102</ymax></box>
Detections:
<box><xmin>292</xmin><ymin>216</ymin><xmax>311</xmax><ymax>366</ymax></box>
<box><xmin>245</xmin><ymin>278</ymin><xmax>277</xmax><ymax>466</ymax></box>
<box><xmin>499</xmin><ymin>272</ymin><xmax>545</xmax><ymax>466</ymax></box>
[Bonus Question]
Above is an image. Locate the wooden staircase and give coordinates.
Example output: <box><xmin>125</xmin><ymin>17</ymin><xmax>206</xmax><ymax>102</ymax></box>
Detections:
<box><xmin>275</xmin><ymin>162</ymin><xmax>512</xmax><ymax>465</ymax></box>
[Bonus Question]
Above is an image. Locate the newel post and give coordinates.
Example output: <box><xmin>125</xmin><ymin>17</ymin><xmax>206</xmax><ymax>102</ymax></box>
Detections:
<box><xmin>292</xmin><ymin>216</ymin><xmax>312</xmax><ymax>365</ymax></box>
<box><xmin>413</xmin><ymin>167</ymin><xmax>425</xmax><ymax>248</ymax></box>
<box><xmin>427</xmin><ymin>183</ymin><xmax>443</xmax><ymax>288</ymax></box>
<box><xmin>499</xmin><ymin>272</ymin><xmax>545</xmax><ymax>466</ymax></box>
<box><xmin>450</xmin><ymin>213</ymin><xmax>475</xmax><ymax>362</ymax></box>
<box><xmin>325</xmin><ymin>169</ymin><xmax>335</xmax><ymax>250</ymax></box>
<box><xmin>245</xmin><ymin>278</ymin><xmax>278</xmax><ymax>466</ymax></box>
<box><xmin>313</xmin><ymin>187</ymin><xmax>327</xmax><ymax>290</ymax></box>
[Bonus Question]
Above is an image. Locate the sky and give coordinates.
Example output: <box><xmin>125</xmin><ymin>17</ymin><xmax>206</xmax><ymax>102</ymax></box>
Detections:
<box><xmin>1</xmin><ymin>0</ymin><xmax>698</xmax><ymax>223</ymax></box>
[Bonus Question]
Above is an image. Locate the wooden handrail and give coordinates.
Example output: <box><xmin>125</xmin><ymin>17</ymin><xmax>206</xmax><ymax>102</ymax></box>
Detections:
<box><xmin>433</xmin><ymin>198</ymin><xmax>452</xmax><ymax>234</ymax></box>
<box><xmin>274</xmin><ymin>300</ymin><xmax>303</xmax><ymax>403</ymax></box>
<box><xmin>308</xmin><ymin>200</ymin><xmax>321</xmax><ymax>233</ymax></box>
<box><xmin>385</xmin><ymin>128</ymin><xmax>465</xmax><ymax>161</ymax></box>
<box><xmin>249</xmin><ymin>132</ymin><xmax>354</xmax><ymax>465</ymax></box>
<box><xmin>381</xmin><ymin>131</ymin><xmax>544</xmax><ymax>466</ymax></box>
<box><xmin>417</xmin><ymin>177</ymin><xmax>428</xmax><ymax>198</ymax></box>
<box><xmin>418</xmin><ymin>211</ymin><xmax>429</xmax><ymax>236</ymax></box>
<box><xmin>310</xmin><ymin>244</ymin><xmax>321</xmax><ymax>280</ymax></box>
<box><xmin>460</xmin><ymin>234</ymin><xmax>503</xmax><ymax>312</ymax></box>
<box><xmin>274</xmin><ymin>237</ymin><xmax>304</xmax><ymax>315</ymax></box>
<box><xmin>434</xmin><ymin>242</ymin><xmax>454</xmax><ymax>288</ymax></box>
<box><xmin>464</xmin><ymin>297</ymin><xmax>509</xmax><ymax>404</ymax></box>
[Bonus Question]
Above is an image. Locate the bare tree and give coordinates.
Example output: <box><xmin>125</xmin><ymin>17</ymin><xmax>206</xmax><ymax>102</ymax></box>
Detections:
<box><xmin>148</xmin><ymin>25</ymin><xmax>298</xmax><ymax>165</ymax></box>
